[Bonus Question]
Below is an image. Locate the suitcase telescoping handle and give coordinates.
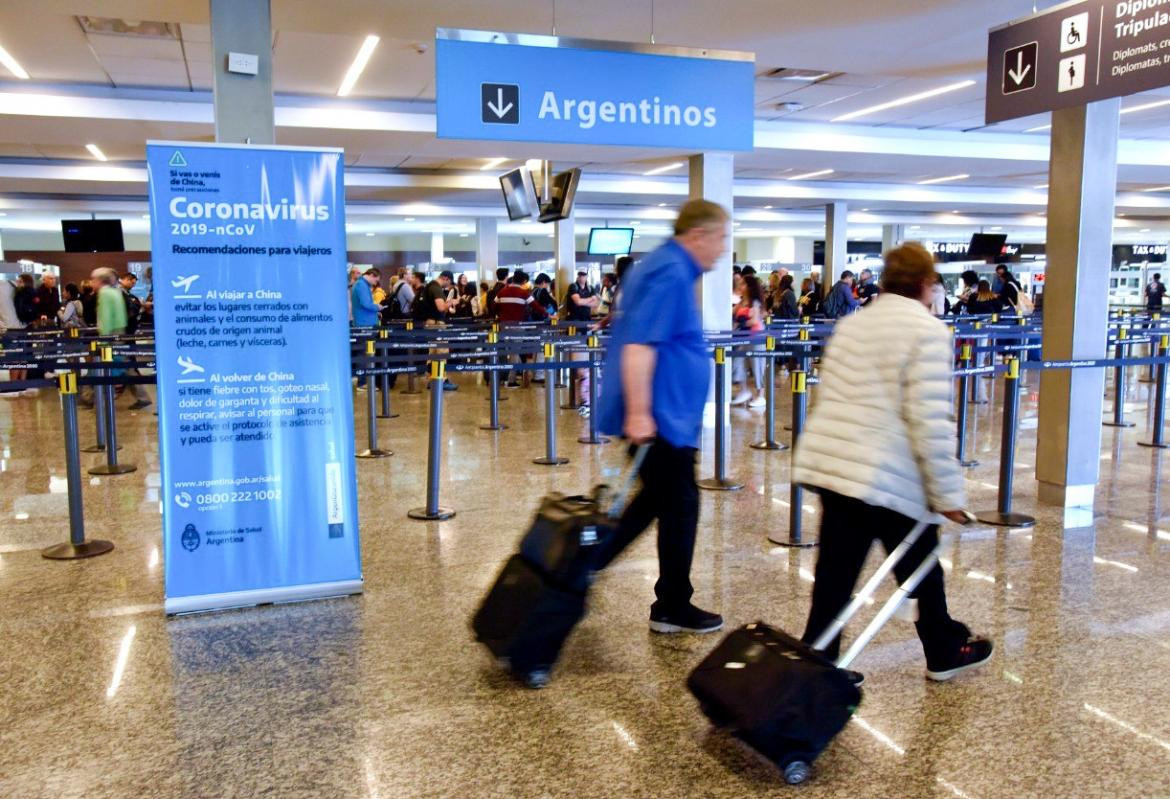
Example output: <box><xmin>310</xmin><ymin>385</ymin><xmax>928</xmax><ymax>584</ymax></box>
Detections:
<box><xmin>810</xmin><ymin>519</ymin><xmax>931</xmax><ymax>655</ymax></box>
<box><xmin>607</xmin><ymin>443</ymin><xmax>651</xmax><ymax>519</ymax></box>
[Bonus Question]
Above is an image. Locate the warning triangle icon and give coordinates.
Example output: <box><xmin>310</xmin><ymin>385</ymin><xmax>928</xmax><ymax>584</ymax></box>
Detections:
<box><xmin>169</xmin><ymin>151</ymin><xmax>187</xmax><ymax>167</ymax></box>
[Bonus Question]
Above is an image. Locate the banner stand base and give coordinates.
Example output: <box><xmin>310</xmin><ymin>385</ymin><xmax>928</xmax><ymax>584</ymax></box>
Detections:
<box><xmin>165</xmin><ymin>579</ymin><xmax>364</xmax><ymax>616</ymax></box>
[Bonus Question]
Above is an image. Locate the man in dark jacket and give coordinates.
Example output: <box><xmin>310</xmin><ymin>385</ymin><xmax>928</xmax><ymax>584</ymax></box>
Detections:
<box><xmin>824</xmin><ymin>271</ymin><xmax>860</xmax><ymax>319</ymax></box>
<box><xmin>120</xmin><ymin>273</ymin><xmax>142</xmax><ymax>334</ymax></box>
<box><xmin>34</xmin><ymin>274</ymin><xmax>61</xmax><ymax>324</ymax></box>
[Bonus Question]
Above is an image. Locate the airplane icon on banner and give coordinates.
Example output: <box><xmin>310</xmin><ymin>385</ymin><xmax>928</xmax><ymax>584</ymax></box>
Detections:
<box><xmin>177</xmin><ymin>356</ymin><xmax>205</xmax><ymax>375</ymax></box>
<box><xmin>171</xmin><ymin>275</ymin><xmax>200</xmax><ymax>294</ymax></box>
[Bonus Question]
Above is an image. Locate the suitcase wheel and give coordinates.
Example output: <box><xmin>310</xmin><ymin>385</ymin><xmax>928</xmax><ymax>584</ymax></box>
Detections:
<box><xmin>783</xmin><ymin>761</ymin><xmax>811</xmax><ymax>786</ymax></box>
<box><xmin>524</xmin><ymin>669</ymin><xmax>551</xmax><ymax>690</ymax></box>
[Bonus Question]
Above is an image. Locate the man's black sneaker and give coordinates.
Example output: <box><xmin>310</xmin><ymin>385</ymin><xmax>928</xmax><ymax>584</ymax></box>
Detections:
<box><xmin>649</xmin><ymin>603</ymin><xmax>723</xmax><ymax>634</ymax></box>
<box><xmin>842</xmin><ymin>669</ymin><xmax>864</xmax><ymax>687</ymax></box>
<box><xmin>926</xmin><ymin>635</ymin><xmax>993</xmax><ymax>682</ymax></box>
<box><xmin>442</xmin><ymin>382</ymin><xmax>458</xmax><ymax>391</ymax></box>
<box><xmin>505</xmin><ymin>381</ymin><xmax>521</xmax><ymax>389</ymax></box>
<box><xmin>128</xmin><ymin>400</ymin><xmax>152</xmax><ymax>411</ymax></box>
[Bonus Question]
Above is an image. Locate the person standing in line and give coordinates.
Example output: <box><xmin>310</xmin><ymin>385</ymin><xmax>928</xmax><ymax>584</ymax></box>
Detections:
<box><xmin>350</xmin><ymin>268</ymin><xmax>382</xmax><ymax>390</ymax></box>
<box><xmin>120</xmin><ymin>273</ymin><xmax>144</xmax><ymax>335</ymax></box>
<box><xmin>594</xmin><ymin>199</ymin><xmax>729</xmax><ymax>635</ymax></box>
<box><xmin>598</xmin><ymin>272</ymin><xmax>617</xmax><ymax>316</ymax></box>
<box><xmin>965</xmin><ymin>280</ymin><xmax>1004</xmax><ymax>316</ymax></box>
<box><xmin>13</xmin><ymin>273</ymin><xmax>37</xmax><ymax>328</ymax></box>
<box><xmin>566</xmin><ymin>270</ymin><xmax>600</xmax><ymax>321</ymax></box>
<box><xmin>0</xmin><ymin>275</ymin><xmax>30</xmax><ymax>396</ymax></box>
<box><xmin>486</xmin><ymin>267</ymin><xmax>509</xmax><ymax>318</ymax></box>
<box><xmin>994</xmin><ymin>264</ymin><xmax>1022</xmax><ymax>312</ymax></box>
<box><xmin>34</xmin><ymin>273</ymin><xmax>61</xmax><ymax>325</ymax></box>
<box><xmin>929</xmin><ymin>273</ymin><xmax>948</xmax><ymax>316</ymax></box>
<box><xmin>857</xmin><ymin>268</ymin><xmax>880</xmax><ymax>308</ymax></box>
<box><xmin>81</xmin><ymin>267</ymin><xmax>151</xmax><ymax>410</ymax></box>
<box><xmin>532</xmin><ymin>273</ymin><xmax>558</xmax><ymax>319</ymax></box>
<box><xmin>793</xmin><ymin>242</ymin><xmax>992</xmax><ymax>682</ymax></box>
<box><xmin>496</xmin><ymin>270</ymin><xmax>546</xmax><ymax>388</ymax></box>
<box><xmin>731</xmin><ymin>273</ymin><xmax>767</xmax><ymax>408</ymax></box>
<box><xmin>775</xmin><ymin>274</ymin><xmax>799</xmax><ymax>320</ymax></box>
<box><xmin>824</xmin><ymin>270</ymin><xmax>860</xmax><ymax>319</ymax></box>
<box><xmin>954</xmin><ymin>270</ymin><xmax>979</xmax><ymax>315</ymax></box>
<box><xmin>1145</xmin><ymin>272</ymin><xmax>1166</xmax><ymax>313</ymax></box>
<box><xmin>57</xmin><ymin>283</ymin><xmax>84</xmax><ymax>329</ymax></box>
<box><xmin>797</xmin><ymin>277</ymin><xmax>821</xmax><ymax>317</ymax></box>
<box><xmin>79</xmin><ymin>280</ymin><xmax>98</xmax><ymax>326</ymax></box>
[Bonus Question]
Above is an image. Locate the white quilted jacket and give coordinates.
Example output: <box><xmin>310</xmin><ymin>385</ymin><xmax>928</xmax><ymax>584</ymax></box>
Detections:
<box><xmin>792</xmin><ymin>292</ymin><xmax>965</xmax><ymax>522</ymax></box>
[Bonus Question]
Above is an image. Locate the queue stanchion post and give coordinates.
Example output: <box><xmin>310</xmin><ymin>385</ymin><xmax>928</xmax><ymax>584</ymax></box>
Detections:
<box><xmin>782</xmin><ymin>327</ymin><xmax>811</xmax><ymax>432</ymax></box>
<box><xmin>408</xmin><ymin>361</ymin><xmax>455</xmax><ymax>520</ymax></box>
<box><xmin>43</xmin><ymin>372</ymin><xmax>115</xmax><ymax>560</ymax></box>
<box><xmin>486</xmin><ymin>325</ymin><xmax>508</xmax><ymax>402</ymax></box>
<box><xmin>480</xmin><ymin>331</ymin><xmax>507</xmax><ymax>431</ymax></box>
<box><xmin>969</xmin><ymin>322</ymin><xmax>989</xmax><ymax>404</ymax></box>
<box><xmin>956</xmin><ymin>342</ymin><xmax>979</xmax><ymax>468</ymax></box>
<box><xmin>81</xmin><ymin>341</ymin><xmax>117</xmax><ymax>453</ymax></box>
<box><xmin>89</xmin><ymin>346</ymin><xmax>136</xmax><ymax>476</ymax></box>
<box><xmin>534</xmin><ymin>341</ymin><xmax>569</xmax><ymax>465</ymax></box>
<box><xmin>578</xmin><ymin>335</ymin><xmax>609</xmax><ymax>445</ymax></box>
<box><xmin>699</xmin><ymin>347</ymin><xmax>744</xmax><ymax>491</ymax></box>
<box><xmin>1139</xmin><ymin>334</ymin><xmax>1170</xmax><ymax>449</ymax></box>
<box><xmin>401</xmin><ymin>320</ymin><xmax>421</xmax><ymax>395</ymax></box>
<box><xmin>751</xmin><ymin>336</ymin><xmax>788</xmax><ymax>452</ymax></box>
<box><xmin>975</xmin><ymin>357</ymin><xmax>1035</xmax><ymax>528</ymax></box>
<box><xmin>377</xmin><ymin>331</ymin><xmax>398</xmax><ymax>419</ymax></box>
<box><xmin>562</xmin><ymin>333</ymin><xmax>581</xmax><ymax>410</ymax></box>
<box><xmin>1104</xmin><ymin>326</ymin><xmax>1135</xmax><ymax>429</ymax></box>
<box><xmin>1141</xmin><ymin>313</ymin><xmax>1160</xmax><ymax>383</ymax></box>
<box><xmin>770</xmin><ymin>358</ymin><xmax>814</xmax><ymax>547</ymax></box>
<box><xmin>356</xmin><ymin>342</ymin><xmax>393</xmax><ymax>459</ymax></box>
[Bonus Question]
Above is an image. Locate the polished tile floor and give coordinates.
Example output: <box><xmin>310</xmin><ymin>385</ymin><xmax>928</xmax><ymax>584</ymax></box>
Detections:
<box><xmin>1</xmin><ymin>367</ymin><xmax>1169</xmax><ymax>799</ymax></box>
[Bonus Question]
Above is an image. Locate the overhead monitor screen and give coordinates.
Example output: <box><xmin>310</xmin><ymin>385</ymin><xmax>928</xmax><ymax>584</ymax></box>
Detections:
<box><xmin>587</xmin><ymin>227</ymin><xmax>634</xmax><ymax>256</ymax></box>
<box><xmin>62</xmin><ymin>219</ymin><xmax>125</xmax><ymax>252</ymax></box>
<box><xmin>967</xmin><ymin>233</ymin><xmax>1008</xmax><ymax>259</ymax></box>
<box><xmin>499</xmin><ymin>167</ymin><xmax>538</xmax><ymax>221</ymax></box>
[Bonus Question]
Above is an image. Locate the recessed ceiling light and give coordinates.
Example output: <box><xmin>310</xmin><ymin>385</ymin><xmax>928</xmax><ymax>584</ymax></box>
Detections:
<box><xmin>657</xmin><ymin>202</ymin><xmax>667</xmax><ymax>207</ymax></box>
<box><xmin>1034</xmin><ymin>184</ymin><xmax>1049</xmax><ymax>189</ymax></box>
<box><xmin>365</xmin><ymin>232</ymin><xmax>375</xmax><ymax>237</ymax></box>
<box><xmin>85</xmin><ymin>143</ymin><xmax>108</xmax><ymax>161</ymax></box>
<box><xmin>1141</xmin><ymin>228</ymin><xmax>1152</xmax><ymax>233</ymax></box>
<box><xmin>630</xmin><ymin>220</ymin><xmax>641</xmax><ymax>226</ymax></box>
<box><xmin>1025</xmin><ymin>124</ymin><xmax>1052</xmax><ymax>133</ymax></box>
<box><xmin>788</xmin><ymin>168</ymin><xmax>834</xmax><ymax>181</ymax></box>
<box><xmin>404</xmin><ymin>217</ymin><xmax>415</xmax><ymax>222</ymax></box>
<box><xmin>643</xmin><ymin>162</ymin><xmax>685</xmax><ymax>176</ymax></box>
<box><xmin>860</xmin><ymin>208</ymin><xmax>870</xmax><ymax>212</ymax></box>
<box><xmin>831</xmin><ymin>80</ymin><xmax>976</xmax><ymax>122</ymax></box>
<box><xmin>1141</xmin><ymin>185</ymin><xmax>1170</xmax><ymax>193</ymax></box>
<box><xmin>0</xmin><ymin>212</ymin><xmax>7</xmax><ymax>217</ymax></box>
<box><xmin>917</xmin><ymin>174</ymin><xmax>969</xmax><ymax>185</ymax></box>
<box><xmin>480</xmin><ymin>157</ymin><xmax>508</xmax><ymax>171</ymax></box>
<box><xmin>910</xmin><ymin>225</ymin><xmax>921</xmax><ymax>230</ymax></box>
<box><xmin>1121</xmin><ymin>98</ymin><xmax>1170</xmax><ymax>115</ymax></box>
<box><xmin>337</xmin><ymin>35</ymin><xmax>380</xmax><ymax>97</ymax></box>
<box><xmin>990</xmin><ymin>226</ymin><xmax>1003</xmax><ymax>231</ymax></box>
<box><xmin>951</xmin><ymin>209</ymin><xmax>961</xmax><ymax>213</ymax></box>
<box><xmin>1119</xmin><ymin>213</ymin><xmax>1127</xmax><ymax>217</ymax></box>
<box><xmin>763</xmin><ymin>205</ymin><xmax>773</xmax><ymax>209</ymax></box>
<box><xmin>0</xmin><ymin>44</ymin><xmax>29</xmax><ymax>79</ymax></box>
<box><xmin>141</xmin><ymin>214</ymin><xmax>150</xmax><ymax>219</ymax></box>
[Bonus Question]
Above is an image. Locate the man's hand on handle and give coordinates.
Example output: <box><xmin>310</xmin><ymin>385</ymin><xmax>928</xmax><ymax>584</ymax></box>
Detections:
<box><xmin>624</xmin><ymin>412</ymin><xmax>657</xmax><ymax>444</ymax></box>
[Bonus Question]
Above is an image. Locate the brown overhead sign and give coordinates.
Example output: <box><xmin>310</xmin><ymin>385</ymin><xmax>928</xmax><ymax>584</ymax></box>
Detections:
<box><xmin>986</xmin><ymin>0</ymin><xmax>1170</xmax><ymax>124</ymax></box>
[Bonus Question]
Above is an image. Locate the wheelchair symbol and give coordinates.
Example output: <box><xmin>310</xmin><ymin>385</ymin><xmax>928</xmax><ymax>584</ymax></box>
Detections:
<box><xmin>1067</xmin><ymin>24</ymin><xmax>1081</xmax><ymax>45</ymax></box>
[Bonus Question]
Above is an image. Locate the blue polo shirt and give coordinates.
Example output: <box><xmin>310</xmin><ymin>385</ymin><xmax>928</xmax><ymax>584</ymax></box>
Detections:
<box><xmin>597</xmin><ymin>239</ymin><xmax>709</xmax><ymax>448</ymax></box>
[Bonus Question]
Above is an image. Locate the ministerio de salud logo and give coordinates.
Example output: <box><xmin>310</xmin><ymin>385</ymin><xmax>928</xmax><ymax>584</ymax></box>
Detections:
<box><xmin>181</xmin><ymin>523</ymin><xmax>201</xmax><ymax>552</ymax></box>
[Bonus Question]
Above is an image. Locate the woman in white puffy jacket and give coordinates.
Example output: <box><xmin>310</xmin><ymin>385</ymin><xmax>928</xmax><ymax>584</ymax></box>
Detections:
<box><xmin>792</xmin><ymin>242</ymin><xmax>992</xmax><ymax>683</ymax></box>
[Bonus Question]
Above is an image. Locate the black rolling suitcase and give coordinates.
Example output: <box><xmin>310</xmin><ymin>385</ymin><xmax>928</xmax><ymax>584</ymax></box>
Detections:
<box><xmin>473</xmin><ymin>445</ymin><xmax>648</xmax><ymax>688</ymax></box>
<box><xmin>688</xmin><ymin>519</ymin><xmax>946</xmax><ymax>784</ymax></box>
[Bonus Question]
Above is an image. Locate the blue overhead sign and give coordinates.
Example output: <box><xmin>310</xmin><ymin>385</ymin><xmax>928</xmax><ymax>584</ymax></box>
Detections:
<box><xmin>436</xmin><ymin>29</ymin><xmax>755</xmax><ymax>151</ymax></box>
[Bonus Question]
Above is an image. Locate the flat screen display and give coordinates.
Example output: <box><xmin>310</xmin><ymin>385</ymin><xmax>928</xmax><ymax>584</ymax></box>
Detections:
<box><xmin>967</xmin><ymin>233</ymin><xmax>1008</xmax><ymax>259</ymax></box>
<box><xmin>62</xmin><ymin>219</ymin><xmax>125</xmax><ymax>252</ymax></box>
<box><xmin>587</xmin><ymin>227</ymin><xmax>634</xmax><ymax>256</ymax></box>
<box><xmin>499</xmin><ymin>168</ymin><xmax>538</xmax><ymax>221</ymax></box>
<box><xmin>538</xmin><ymin>168</ymin><xmax>581</xmax><ymax>223</ymax></box>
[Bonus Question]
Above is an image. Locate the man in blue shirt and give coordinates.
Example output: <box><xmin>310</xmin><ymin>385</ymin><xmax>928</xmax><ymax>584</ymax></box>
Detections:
<box><xmin>595</xmin><ymin>199</ymin><xmax>729</xmax><ymax>635</ymax></box>
<box><xmin>351</xmin><ymin>268</ymin><xmax>381</xmax><ymax>388</ymax></box>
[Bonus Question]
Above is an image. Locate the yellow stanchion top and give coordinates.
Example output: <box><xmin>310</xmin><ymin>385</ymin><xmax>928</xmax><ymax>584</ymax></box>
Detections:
<box><xmin>1007</xmin><ymin>358</ymin><xmax>1019</xmax><ymax>380</ymax></box>
<box><xmin>430</xmin><ymin>361</ymin><xmax>446</xmax><ymax>380</ymax></box>
<box><xmin>69</xmin><ymin>327</ymin><xmax>79</xmax><ymax>338</ymax></box>
<box><xmin>792</xmin><ymin>371</ymin><xmax>807</xmax><ymax>394</ymax></box>
<box><xmin>991</xmin><ymin>313</ymin><xmax>999</xmax><ymax>323</ymax></box>
<box><xmin>799</xmin><ymin>328</ymin><xmax>809</xmax><ymax>341</ymax></box>
<box><xmin>405</xmin><ymin>320</ymin><xmax>414</xmax><ymax>331</ymax></box>
<box><xmin>89</xmin><ymin>340</ymin><xmax>98</xmax><ymax>352</ymax></box>
<box><xmin>101</xmin><ymin>346</ymin><xmax>113</xmax><ymax>363</ymax></box>
<box><xmin>1162</xmin><ymin>334</ymin><xmax>1169</xmax><ymax>350</ymax></box>
<box><xmin>587</xmin><ymin>335</ymin><xmax>598</xmax><ymax>348</ymax></box>
<box><xmin>961</xmin><ymin>343</ymin><xmax>972</xmax><ymax>360</ymax></box>
<box><xmin>365</xmin><ymin>340</ymin><xmax>375</xmax><ymax>355</ymax></box>
<box><xmin>58</xmin><ymin>372</ymin><xmax>77</xmax><ymax>395</ymax></box>
<box><xmin>766</xmin><ymin>336</ymin><xmax>775</xmax><ymax>351</ymax></box>
<box><xmin>544</xmin><ymin>341</ymin><xmax>554</xmax><ymax>359</ymax></box>
<box><xmin>568</xmin><ymin>326</ymin><xmax>577</xmax><ymax>337</ymax></box>
<box><xmin>379</xmin><ymin>329</ymin><xmax>388</xmax><ymax>339</ymax></box>
<box><xmin>714</xmin><ymin>347</ymin><xmax>725</xmax><ymax>365</ymax></box>
<box><xmin>1120</xmin><ymin>327</ymin><xmax>1128</xmax><ymax>340</ymax></box>
<box><xmin>487</xmin><ymin>331</ymin><xmax>498</xmax><ymax>345</ymax></box>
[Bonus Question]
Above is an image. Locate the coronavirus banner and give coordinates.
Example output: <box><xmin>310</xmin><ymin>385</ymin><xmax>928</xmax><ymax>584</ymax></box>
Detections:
<box><xmin>147</xmin><ymin>142</ymin><xmax>361</xmax><ymax>614</ymax></box>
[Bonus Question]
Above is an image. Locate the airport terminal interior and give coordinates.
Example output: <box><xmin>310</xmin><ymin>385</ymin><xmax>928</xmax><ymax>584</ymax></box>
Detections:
<box><xmin>2</xmin><ymin>2</ymin><xmax>1170</xmax><ymax>797</ymax></box>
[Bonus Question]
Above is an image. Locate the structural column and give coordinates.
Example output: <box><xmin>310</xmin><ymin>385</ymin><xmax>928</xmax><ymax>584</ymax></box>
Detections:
<box><xmin>881</xmin><ymin>223</ymin><xmax>905</xmax><ymax>252</ymax></box>
<box><xmin>476</xmin><ymin>218</ymin><xmax>498</xmax><ymax>285</ymax></box>
<box><xmin>554</xmin><ymin>215</ymin><xmax>575</xmax><ymax>303</ymax></box>
<box><xmin>430</xmin><ymin>232</ymin><xmax>444</xmax><ymax>266</ymax></box>
<box><xmin>689</xmin><ymin>153</ymin><xmax>734</xmax><ymax>407</ymax></box>
<box><xmin>209</xmin><ymin>0</ymin><xmax>274</xmax><ymax>144</ymax></box>
<box><xmin>824</xmin><ymin>202</ymin><xmax>848</xmax><ymax>293</ymax></box>
<box><xmin>1036</xmin><ymin>98</ymin><xmax>1121</xmax><ymax>513</ymax></box>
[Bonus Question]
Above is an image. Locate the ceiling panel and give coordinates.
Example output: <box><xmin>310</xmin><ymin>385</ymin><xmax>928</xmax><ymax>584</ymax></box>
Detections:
<box><xmin>85</xmin><ymin>32</ymin><xmax>184</xmax><ymax>60</ymax></box>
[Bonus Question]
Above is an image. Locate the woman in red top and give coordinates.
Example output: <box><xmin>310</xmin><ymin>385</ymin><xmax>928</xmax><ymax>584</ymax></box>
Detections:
<box><xmin>732</xmin><ymin>274</ymin><xmax>767</xmax><ymax>408</ymax></box>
